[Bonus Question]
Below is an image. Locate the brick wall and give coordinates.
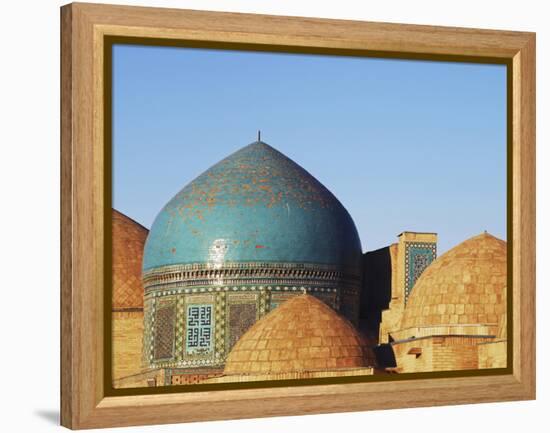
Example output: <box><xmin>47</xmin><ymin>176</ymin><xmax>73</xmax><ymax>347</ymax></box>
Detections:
<box><xmin>478</xmin><ymin>340</ymin><xmax>507</xmax><ymax>368</ymax></box>
<box><xmin>392</xmin><ymin>335</ymin><xmax>494</xmax><ymax>373</ymax></box>
<box><xmin>113</xmin><ymin>368</ymin><xmax>165</xmax><ymax>389</ymax></box>
<box><xmin>379</xmin><ymin>244</ymin><xmax>401</xmax><ymax>343</ymax></box>
<box><xmin>112</xmin><ymin>311</ymin><xmax>144</xmax><ymax>381</ymax></box>
<box><xmin>206</xmin><ymin>367</ymin><xmax>374</xmax><ymax>383</ymax></box>
<box><xmin>171</xmin><ymin>371</ymin><xmax>223</xmax><ymax>385</ymax></box>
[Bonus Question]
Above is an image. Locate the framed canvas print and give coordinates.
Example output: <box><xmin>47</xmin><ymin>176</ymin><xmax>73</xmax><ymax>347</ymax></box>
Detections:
<box><xmin>60</xmin><ymin>2</ymin><xmax>536</xmax><ymax>429</ymax></box>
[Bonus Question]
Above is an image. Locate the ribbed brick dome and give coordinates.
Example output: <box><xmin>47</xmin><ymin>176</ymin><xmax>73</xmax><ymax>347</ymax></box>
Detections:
<box><xmin>401</xmin><ymin>232</ymin><xmax>507</xmax><ymax>331</ymax></box>
<box><xmin>112</xmin><ymin>209</ymin><xmax>148</xmax><ymax>309</ymax></box>
<box><xmin>224</xmin><ymin>294</ymin><xmax>370</xmax><ymax>375</ymax></box>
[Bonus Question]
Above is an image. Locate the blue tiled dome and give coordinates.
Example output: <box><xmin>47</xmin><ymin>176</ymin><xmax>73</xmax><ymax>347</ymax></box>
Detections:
<box><xmin>143</xmin><ymin>141</ymin><xmax>362</xmax><ymax>272</ymax></box>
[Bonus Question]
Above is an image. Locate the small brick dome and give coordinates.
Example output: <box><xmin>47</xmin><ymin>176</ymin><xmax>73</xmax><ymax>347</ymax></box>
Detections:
<box><xmin>112</xmin><ymin>209</ymin><xmax>148</xmax><ymax>309</ymax></box>
<box><xmin>224</xmin><ymin>294</ymin><xmax>370</xmax><ymax>375</ymax></box>
<box><xmin>401</xmin><ymin>232</ymin><xmax>507</xmax><ymax>330</ymax></box>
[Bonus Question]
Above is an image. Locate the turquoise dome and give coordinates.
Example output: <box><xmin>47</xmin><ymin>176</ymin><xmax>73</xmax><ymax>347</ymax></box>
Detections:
<box><xmin>143</xmin><ymin>141</ymin><xmax>362</xmax><ymax>272</ymax></box>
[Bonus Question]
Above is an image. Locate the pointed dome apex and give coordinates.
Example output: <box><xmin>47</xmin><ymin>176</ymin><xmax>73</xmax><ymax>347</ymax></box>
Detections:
<box><xmin>143</xmin><ymin>139</ymin><xmax>362</xmax><ymax>271</ymax></box>
<box><xmin>239</xmin><ymin>139</ymin><xmax>281</xmax><ymax>154</ymax></box>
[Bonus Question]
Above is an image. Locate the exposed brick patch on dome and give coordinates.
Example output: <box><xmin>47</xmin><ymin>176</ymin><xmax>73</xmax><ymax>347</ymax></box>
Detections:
<box><xmin>112</xmin><ymin>209</ymin><xmax>148</xmax><ymax>310</ymax></box>
<box><xmin>224</xmin><ymin>294</ymin><xmax>372</xmax><ymax>375</ymax></box>
<box><xmin>400</xmin><ymin>232</ymin><xmax>507</xmax><ymax>331</ymax></box>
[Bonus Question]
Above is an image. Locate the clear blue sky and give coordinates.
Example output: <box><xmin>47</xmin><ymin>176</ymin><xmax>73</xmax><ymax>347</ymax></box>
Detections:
<box><xmin>112</xmin><ymin>44</ymin><xmax>506</xmax><ymax>254</ymax></box>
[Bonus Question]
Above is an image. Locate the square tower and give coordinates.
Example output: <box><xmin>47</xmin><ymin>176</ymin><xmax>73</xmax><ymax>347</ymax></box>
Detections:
<box><xmin>378</xmin><ymin>232</ymin><xmax>437</xmax><ymax>344</ymax></box>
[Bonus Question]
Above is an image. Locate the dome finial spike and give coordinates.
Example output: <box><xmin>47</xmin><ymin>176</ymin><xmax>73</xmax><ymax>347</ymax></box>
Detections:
<box><xmin>257</xmin><ymin>130</ymin><xmax>261</xmax><ymax>142</ymax></box>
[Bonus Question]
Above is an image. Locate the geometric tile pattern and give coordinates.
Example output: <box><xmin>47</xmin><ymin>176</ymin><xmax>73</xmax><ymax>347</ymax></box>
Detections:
<box><xmin>142</xmin><ymin>297</ymin><xmax>154</xmax><ymax>365</ymax></box>
<box><xmin>404</xmin><ymin>241</ymin><xmax>436</xmax><ymax>303</ymax></box>
<box><xmin>153</xmin><ymin>303</ymin><xmax>176</xmax><ymax>361</ymax></box>
<box><xmin>185</xmin><ymin>304</ymin><xmax>214</xmax><ymax>355</ymax></box>
<box><xmin>148</xmin><ymin>298</ymin><xmax>220</xmax><ymax>369</ymax></box>
<box><xmin>214</xmin><ymin>293</ymin><xmax>226</xmax><ymax>363</ymax></box>
<box><xmin>227</xmin><ymin>303</ymin><xmax>257</xmax><ymax>350</ymax></box>
<box><xmin>174</xmin><ymin>297</ymin><xmax>185</xmax><ymax>361</ymax></box>
<box><xmin>269</xmin><ymin>292</ymin><xmax>297</xmax><ymax>311</ymax></box>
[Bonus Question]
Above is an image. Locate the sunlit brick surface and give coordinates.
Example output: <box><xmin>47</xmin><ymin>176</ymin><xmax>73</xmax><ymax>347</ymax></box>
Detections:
<box><xmin>401</xmin><ymin>233</ymin><xmax>507</xmax><ymax>331</ymax></box>
<box><xmin>112</xmin><ymin>209</ymin><xmax>148</xmax><ymax>309</ymax></box>
<box><xmin>111</xmin><ymin>209</ymin><xmax>149</xmax><ymax>384</ymax></box>
<box><xmin>112</xmin><ymin>312</ymin><xmax>144</xmax><ymax>380</ymax></box>
<box><xmin>224</xmin><ymin>294</ymin><xmax>371</xmax><ymax>375</ymax></box>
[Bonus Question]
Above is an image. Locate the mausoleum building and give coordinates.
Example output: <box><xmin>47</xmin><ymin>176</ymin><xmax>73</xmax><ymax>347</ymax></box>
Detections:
<box><xmin>140</xmin><ymin>140</ymin><xmax>364</xmax><ymax>383</ymax></box>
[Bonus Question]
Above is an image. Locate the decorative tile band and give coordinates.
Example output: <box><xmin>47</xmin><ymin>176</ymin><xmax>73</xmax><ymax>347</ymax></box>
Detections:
<box><xmin>143</xmin><ymin>261</ymin><xmax>361</xmax><ymax>293</ymax></box>
<box><xmin>144</xmin><ymin>285</ymin><xmax>349</xmax><ymax>298</ymax></box>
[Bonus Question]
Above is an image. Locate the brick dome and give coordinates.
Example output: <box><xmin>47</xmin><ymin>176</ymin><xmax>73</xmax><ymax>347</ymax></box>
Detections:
<box><xmin>401</xmin><ymin>232</ymin><xmax>507</xmax><ymax>331</ymax></box>
<box><xmin>224</xmin><ymin>294</ymin><xmax>370</xmax><ymax>375</ymax></box>
<box><xmin>112</xmin><ymin>209</ymin><xmax>148</xmax><ymax>309</ymax></box>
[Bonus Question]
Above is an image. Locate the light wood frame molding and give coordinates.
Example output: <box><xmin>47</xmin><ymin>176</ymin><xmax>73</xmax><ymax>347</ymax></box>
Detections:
<box><xmin>60</xmin><ymin>2</ymin><xmax>535</xmax><ymax>429</ymax></box>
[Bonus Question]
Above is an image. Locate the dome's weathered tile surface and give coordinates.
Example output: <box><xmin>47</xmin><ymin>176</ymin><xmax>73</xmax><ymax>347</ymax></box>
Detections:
<box><xmin>224</xmin><ymin>294</ymin><xmax>372</xmax><ymax>375</ymax></box>
<box><xmin>143</xmin><ymin>141</ymin><xmax>362</xmax><ymax>271</ymax></box>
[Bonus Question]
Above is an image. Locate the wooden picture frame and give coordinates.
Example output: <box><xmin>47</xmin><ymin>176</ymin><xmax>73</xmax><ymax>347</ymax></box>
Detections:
<box><xmin>60</xmin><ymin>2</ymin><xmax>536</xmax><ymax>429</ymax></box>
